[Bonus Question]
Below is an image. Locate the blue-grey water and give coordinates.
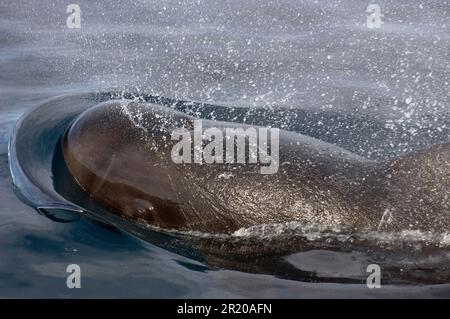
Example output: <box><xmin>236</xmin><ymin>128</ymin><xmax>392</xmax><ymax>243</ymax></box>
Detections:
<box><xmin>0</xmin><ymin>0</ymin><xmax>449</xmax><ymax>297</ymax></box>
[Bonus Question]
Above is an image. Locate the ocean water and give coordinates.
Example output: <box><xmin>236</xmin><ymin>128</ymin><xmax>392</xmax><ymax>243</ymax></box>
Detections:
<box><xmin>0</xmin><ymin>0</ymin><xmax>449</xmax><ymax>298</ymax></box>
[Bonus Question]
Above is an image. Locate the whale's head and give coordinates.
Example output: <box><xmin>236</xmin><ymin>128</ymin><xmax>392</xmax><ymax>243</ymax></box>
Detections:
<box><xmin>62</xmin><ymin>101</ymin><xmax>193</xmax><ymax>230</ymax></box>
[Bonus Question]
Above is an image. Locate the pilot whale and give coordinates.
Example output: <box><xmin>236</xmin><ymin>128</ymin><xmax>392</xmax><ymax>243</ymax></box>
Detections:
<box><xmin>62</xmin><ymin>101</ymin><xmax>450</xmax><ymax>234</ymax></box>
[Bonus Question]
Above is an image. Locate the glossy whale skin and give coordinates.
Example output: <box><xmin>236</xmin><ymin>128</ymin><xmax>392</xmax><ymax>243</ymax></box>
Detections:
<box><xmin>63</xmin><ymin>101</ymin><xmax>450</xmax><ymax>234</ymax></box>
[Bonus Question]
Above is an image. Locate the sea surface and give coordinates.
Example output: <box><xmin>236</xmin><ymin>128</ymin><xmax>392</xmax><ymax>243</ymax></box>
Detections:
<box><xmin>0</xmin><ymin>0</ymin><xmax>449</xmax><ymax>297</ymax></box>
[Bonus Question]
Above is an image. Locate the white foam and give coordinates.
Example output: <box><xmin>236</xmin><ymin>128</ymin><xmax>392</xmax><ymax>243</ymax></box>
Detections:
<box><xmin>137</xmin><ymin>219</ymin><xmax>450</xmax><ymax>249</ymax></box>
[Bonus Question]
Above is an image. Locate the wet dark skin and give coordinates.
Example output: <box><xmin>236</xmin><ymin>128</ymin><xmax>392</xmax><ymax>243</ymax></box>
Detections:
<box><xmin>63</xmin><ymin>101</ymin><xmax>450</xmax><ymax>234</ymax></box>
